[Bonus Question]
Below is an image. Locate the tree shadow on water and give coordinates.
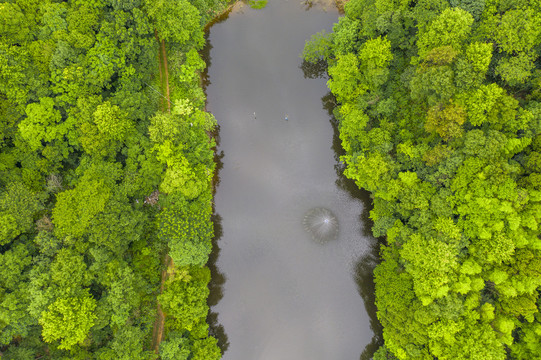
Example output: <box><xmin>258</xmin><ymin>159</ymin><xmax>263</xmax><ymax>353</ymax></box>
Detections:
<box><xmin>344</xmin><ymin>172</ymin><xmax>384</xmax><ymax>360</ymax></box>
<box><xmin>355</xmin><ymin>238</ymin><xmax>384</xmax><ymax>360</ymax></box>
<box><xmin>352</xmin><ymin>184</ymin><xmax>385</xmax><ymax>360</ymax></box>
<box><xmin>207</xmin><ymin>129</ymin><xmax>229</xmax><ymax>353</ymax></box>
<box><xmin>201</xmin><ymin>32</ymin><xmax>213</xmax><ymax>94</ymax></box>
<box><xmin>322</xmin><ymin>89</ymin><xmax>385</xmax><ymax>359</ymax></box>
<box><xmin>207</xmin><ymin>212</ymin><xmax>230</xmax><ymax>353</ymax></box>
<box><xmin>300</xmin><ymin>59</ymin><xmax>329</xmax><ymax>79</ymax></box>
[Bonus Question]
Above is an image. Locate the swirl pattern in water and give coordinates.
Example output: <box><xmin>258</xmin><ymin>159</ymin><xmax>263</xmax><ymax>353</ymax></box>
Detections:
<box><xmin>302</xmin><ymin>207</ymin><xmax>339</xmax><ymax>243</ymax></box>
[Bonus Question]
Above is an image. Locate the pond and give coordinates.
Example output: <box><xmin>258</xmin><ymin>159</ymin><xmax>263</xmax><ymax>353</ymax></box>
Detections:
<box><xmin>204</xmin><ymin>1</ymin><xmax>382</xmax><ymax>358</ymax></box>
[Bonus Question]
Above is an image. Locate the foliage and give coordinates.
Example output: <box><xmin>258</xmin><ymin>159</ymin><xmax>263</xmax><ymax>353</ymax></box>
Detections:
<box><xmin>302</xmin><ymin>30</ymin><xmax>333</xmax><ymax>63</ymax></box>
<box><xmin>39</xmin><ymin>292</ymin><xmax>97</xmax><ymax>350</ymax></box>
<box><xmin>313</xmin><ymin>0</ymin><xmax>541</xmax><ymax>358</ymax></box>
<box><xmin>159</xmin><ymin>332</ymin><xmax>191</xmax><ymax>360</ymax></box>
<box><xmin>144</xmin><ymin>0</ymin><xmax>204</xmax><ymax>47</ymax></box>
<box><xmin>249</xmin><ymin>0</ymin><xmax>268</xmax><ymax>9</ymax></box>
<box><xmin>0</xmin><ymin>0</ymin><xmax>223</xmax><ymax>356</ymax></box>
<box><xmin>52</xmin><ymin>177</ymin><xmax>112</xmax><ymax>239</ymax></box>
<box><xmin>157</xmin><ymin>198</ymin><xmax>213</xmax><ymax>267</ymax></box>
<box><xmin>0</xmin><ymin>182</ymin><xmax>44</xmax><ymax>245</ymax></box>
<box><xmin>158</xmin><ymin>266</ymin><xmax>221</xmax><ymax>358</ymax></box>
<box><xmin>159</xmin><ymin>266</ymin><xmax>211</xmax><ymax>332</ymax></box>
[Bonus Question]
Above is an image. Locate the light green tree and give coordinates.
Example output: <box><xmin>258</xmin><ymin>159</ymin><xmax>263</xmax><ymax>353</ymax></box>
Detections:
<box><xmin>144</xmin><ymin>0</ymin><xmax>204</xmax><ymax>47</ymax></box>
<box><xmin>417</xmin><ymin>8</ymin><xmax>474</xmax><ymax>58</ymax></box>
<box><xmin>39</xmin><ymin>292</ymin><xmax>97</xmax><ymax>350</ymax></box>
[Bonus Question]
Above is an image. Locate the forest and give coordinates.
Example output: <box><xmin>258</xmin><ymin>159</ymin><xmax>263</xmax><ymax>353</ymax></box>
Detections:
<box><xmin>0</xmin><ymin>0</ymin><xmax>227</xmax><ymax>358</ymax></box>
<box><xmin>304</xmin><ymin>0</ymin><xmax>541</xmax><ymax>358</ymax></box>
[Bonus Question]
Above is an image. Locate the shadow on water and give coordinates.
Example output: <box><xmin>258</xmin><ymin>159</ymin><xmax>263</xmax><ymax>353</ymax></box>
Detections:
<box><xmin>300</xmin><ymin>59</ymin><xmax>329</xmax><ymax>80</ymax></box>
<box><xmin>200</xmin><ymin>30</ymin><xmax>214</xmax><ymax>96</ymax></box>
<box><xmin>301</xmin><ymin>55</ymin><xmax>384</xmax><ymax>358</ymax></box>
<box><xmin>207</xmin><ymin>212</ymin><xmax>230</xmax><ymax>353</ymax></box>
<box><xmin>321</xmin><ymin>82</ymin><xmax>385</xmax><ymax>358</ymax></box>
<box><xmin>207</xmin><ymin>114</ymin><xmax>229</xmax><ymax>352</ymax></box>
<box><xmin>203</xmin><ymin>7</ymin><xmax>240</xmax><ymax>355</ymax></box>
<box><xmin>355</xmin><ymin>243</ymin><xmax>384</xmax><ymax>360</ymax></box>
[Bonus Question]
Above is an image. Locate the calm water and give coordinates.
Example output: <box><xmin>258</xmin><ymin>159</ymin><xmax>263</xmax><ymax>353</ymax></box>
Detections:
<box><xmin>204</xmin><ymin>1</ymin><xmax>381</xmax><ymax>359</ymax></box>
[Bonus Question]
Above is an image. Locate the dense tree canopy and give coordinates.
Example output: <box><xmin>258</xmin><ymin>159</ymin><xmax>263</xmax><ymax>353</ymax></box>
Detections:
<box><xmin>306</xmin><ymin>0</ymin><xmax>541</xmax><ymax>358</ymax></box>
<box><xmin>0</xmin><ymin>0</ymin><xmax>226</xmax><ymax>358</ymax></box>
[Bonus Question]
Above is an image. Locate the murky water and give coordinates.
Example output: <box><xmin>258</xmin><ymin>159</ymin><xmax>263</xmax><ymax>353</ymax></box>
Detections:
<box><xmin>204</xmin><ymin>1</ymin><xmax>381</xmax><ymax>359</ymax></box>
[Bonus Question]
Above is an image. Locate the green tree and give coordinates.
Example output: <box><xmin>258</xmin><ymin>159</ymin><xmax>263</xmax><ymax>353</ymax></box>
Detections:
<box><xmin>491</xmin><ymin>8</ymin><xmax>540</xmax><ymax>55</ymax></box>
<box><xmin>358</xmin><ymin>36</ymin><xmax>393</xmax><ymax>91</ymax></box>
<box><xmin>191</xmin><ymin>336</ymin><xmax>221</xmax><ymax>360</ymax></box>
<box><xmin>87</xmin><ymin>194</ymin><xmax>147</xmax><ymax>256</ymax></box>
<box><xmin>425</xmin><ymin>102</ymin><xmax>467</xmax><ymax>141</ymax></box>
<box><xmin>144</xmin><ymin>0</ymin><xmax>204</xmax><ymax>47</ymax></box>
<box><xmin>94</xmin><ymin>101</ymin><xmax>132</xmax><ymax>139</ymax></box>
<box><xmin>19</xmin><ymin>97</ymin><xmax>67</xmax><ymax>152</ymax></box>
<box><xmin>495</xmin><ymin>52</ymin><xmax>536</xmax><ymax>86</ymax></box>
<box><xmin>159</xmin><ymin>266</ymin><xmax>211</xmax><ymax>332</ymax></box>
<box><xmin>95</xmin><ymin>326</ymin><xmax>154</xmax><ymax>360</ymax></box>
<box><xmin>157</xmin><ymin>199</ymin><xmax>213</xmax><ymax>267</ymax></box>
<box><xmin>0</xmin><ymin>181</ymin><xmax>44</xmax><ymax>245</ymax></box>
<box><xmin>159</xmin><ymin>332</ymin><xmax>191</xmax><ymax>360</ymax></box>
<box><xmin>50</xmin><ymin>248</ymin><xmax>91</xmax><ymax>294</ymax></box>
<box><xmin>0</xmin><ymin>242</ymin><xmax>33</xmax><ymax>345</ymax></box>
<box><xmin>105</xmin><ymin>266</ymin><xmax>141</xmax><ymax>327</ymax></box>
<box><xmin>39</xmin><ymin>292</ymin><xmax>97</xmax><ymax>350</ymax></box>
<box><xmin>0</xmin><ymin>3</ymin><xmax>31</xmax><ymax>46</ymax></box>
<box><xmin>52</xmin><ymin>178</ymin><xmax>112</xmax><ymax>238</ymax></box>
<box><xmin>332</xmin><ymin>16</ymin><xmax>362</xmax><ymax>56</ymax></box>
<box><xmin>154</xmin><ymin>140</ymin><xmax>209</xmax><ymax>199</ymax></box>
<box><xmin>302</xmin><ymin>30</ymin><xmax>333</xmax><ymax>63</ymax></box>
<box><xmin>309</xmin><ymin>0</ymin><xmax>541</xmax><ymax>358</ymax></box>
<box><xmin>400</xmin><ymin>233</ymin><xmax>460</xmax><ymax>305</ymax></box>
<box><xmin>327</xmin><ymin>53</ymin><xmax>364</xmax><ymax>103</ymax></box>
<box><xmin>52</xmin><ymin>160</ymin><xmax>120</xmax><ymax>238</ymax></box>
<box><xmin>417</xmin><ymin>8</ymin><xmax>474</xmax><ymax>59</ymax></box>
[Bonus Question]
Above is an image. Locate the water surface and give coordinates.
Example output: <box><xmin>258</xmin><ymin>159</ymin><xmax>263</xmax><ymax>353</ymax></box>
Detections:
<box><xmin>205</xmin><ymin>1</ymin><xmax>380</xmax><ymax>358</ymax></box>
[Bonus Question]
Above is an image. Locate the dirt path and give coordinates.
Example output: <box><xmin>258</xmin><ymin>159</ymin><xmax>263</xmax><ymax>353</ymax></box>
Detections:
<box><xmin>161</xmin><ymin>39</ymin><xmax>171</xmax><ymax>113</ymax></box>
<box><xmin>150</xmin><ymin>34</ymin><xmax>173</xmax><ymax>355</ymax></box>
<box><xmin>151</xmin><ymin>254</ymin><xmax>170</xmax><ymax>353</ymax></box>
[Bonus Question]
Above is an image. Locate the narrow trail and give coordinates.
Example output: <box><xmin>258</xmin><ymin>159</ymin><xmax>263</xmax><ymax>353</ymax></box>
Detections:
<box><xmin>161</xmin><ymin>38</ymin><xmax>171</xmax><ymax>113</ymax></box>
<box><xmin>150</xmin><ymin>33</ymin><xmax>173</xmax><ymax>355</ymax></box>
<box><xmin>153</xmin><ymin>30</ymin><xmax>171</xmax><ymax>114</ymax></box>
<box><xmin>151</xmin><ymin>254</ymin><xmax>171</xmax><ymax>353</ymax></box>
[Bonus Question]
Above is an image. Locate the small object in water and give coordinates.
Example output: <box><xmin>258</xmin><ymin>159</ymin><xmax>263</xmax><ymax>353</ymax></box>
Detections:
<box><xmin>254</xmin><ymin>112</ymin><xmax>256</xmax><ymax>119</ymax></box>
<box><xmin>285</xmin><ymin>114</ymin><xmax>288</xmax><ymax>121</ymax></box>
<box><xmin>303</xmin><ymin>207</ymin><xmax>338</xmax><ymax>243</ymax></box>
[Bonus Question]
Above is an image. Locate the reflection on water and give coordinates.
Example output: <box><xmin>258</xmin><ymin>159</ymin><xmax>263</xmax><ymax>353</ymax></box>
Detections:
<box><xmin>327</xmin><ymin>87</ymin><xmax>384</xmax><ymax>360</ymax></box>
<box><xmin>355</xmin><ymin>250</ymin><xmax>384</xmax><ymax>360</ymax></box>
<box><xmin>300</xmin><ymin>59</ymin><xmax>329</xmax><ymax>80</ymax></box>
<box><xmin>204</xmin><ymin>0</ymin><xmax>382</xmax><ymax>359</ymax></box>
<box><xmin>207</xmin><ymin>213</ymin><xmax>229</xmax><ymax>352</ymax></box>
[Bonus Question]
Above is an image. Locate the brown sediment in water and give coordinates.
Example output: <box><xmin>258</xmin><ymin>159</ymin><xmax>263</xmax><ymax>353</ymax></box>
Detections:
<box><xmin>333</xmin><ymin>0</ymin><xmax>348</xmax><ymax>12</ymax></box>
<box><xmin>205</xmin><ymin>1</ymin><xmax>245</xmax><ymax>31</ymax></box>
<box><xmin>301</xmin><ymin>0</ymin><xmax>347</xmax><ymax>13</ymax></box>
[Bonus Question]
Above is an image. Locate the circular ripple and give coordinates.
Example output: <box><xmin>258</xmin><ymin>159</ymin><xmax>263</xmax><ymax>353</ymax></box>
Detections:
<box><xmin>302</xmin><ymin>207</ymin><xmax>339</xmax><ymax>243</ymax></box>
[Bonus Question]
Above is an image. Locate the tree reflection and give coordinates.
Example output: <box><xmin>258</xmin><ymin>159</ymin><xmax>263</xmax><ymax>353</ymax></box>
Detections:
<box><xmin>300</xmin><ymin>59</ymin><xmax>329</xmax><ymax>79</ymax></box>
<box><xmin>207</xmin><ymin>130</ymin><xmax>229</xmax><ymax>353</ymax></box>
<box><xmin>325</xmin><ymin>89</ymin><xmax>384</xmax><ymax>359</ymax></box>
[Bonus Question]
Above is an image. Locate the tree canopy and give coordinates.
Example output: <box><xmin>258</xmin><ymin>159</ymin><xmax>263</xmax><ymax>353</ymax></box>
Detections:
<box><xmin>306</xmin><ymin>0</ymin><xmax>541</xmax><ymax>358</ymax></box>
<box><xmin>0</xmin><ymin>0</ymin><xmax>226</xmax><ymax>357</ymax></box>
